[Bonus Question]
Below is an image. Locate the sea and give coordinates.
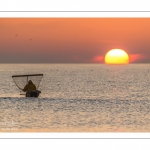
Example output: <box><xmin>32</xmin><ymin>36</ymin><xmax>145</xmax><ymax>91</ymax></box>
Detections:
<box><xmin>0</xmin><ymin>63</ymin><xmax>150</xmax><ymax>132</ymax></box>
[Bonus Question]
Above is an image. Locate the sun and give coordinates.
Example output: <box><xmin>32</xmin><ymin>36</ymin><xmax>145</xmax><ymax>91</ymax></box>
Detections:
<box><xmin>105</xmin><ymin>49</ymin><xmax>129</xmax><ymax>64</ymax></box>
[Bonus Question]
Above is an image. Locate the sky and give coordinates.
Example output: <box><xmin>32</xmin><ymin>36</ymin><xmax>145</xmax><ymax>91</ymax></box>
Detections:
<box><xmin>0</xmin><ymin>18</ymin><xmax>150</xmax><ymax>63</ymax></box>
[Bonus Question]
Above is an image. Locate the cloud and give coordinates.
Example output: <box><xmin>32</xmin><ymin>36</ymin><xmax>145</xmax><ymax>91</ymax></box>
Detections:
<box><xmin>91</xmin><ymin>55</ymin><xmax>104</xmax><ymax>63</ymax></box>
<box><xmin>129</xmin><ymin>54</ymin><xmax>146</xmax><ymax>63</ymax></box>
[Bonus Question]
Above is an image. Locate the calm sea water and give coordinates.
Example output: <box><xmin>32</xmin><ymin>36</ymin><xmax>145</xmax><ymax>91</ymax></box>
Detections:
<box><xmin>0</xmin><ymin>64</ymin><xmax>150</xmax><ymax>132</ymax></box>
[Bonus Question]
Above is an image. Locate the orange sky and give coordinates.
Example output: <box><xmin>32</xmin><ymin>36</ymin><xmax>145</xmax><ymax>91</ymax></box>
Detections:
<box><xmin>0</xmin><ymin>18</ymin><xmax>150</xmax><ymax>63</ymax></box>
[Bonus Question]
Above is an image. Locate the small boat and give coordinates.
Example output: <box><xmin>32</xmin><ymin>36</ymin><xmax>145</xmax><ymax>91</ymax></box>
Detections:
<box><xmin>12</xmin><ymin>74</ymin><xmax>43</xmax><ymax>97</ymax></box>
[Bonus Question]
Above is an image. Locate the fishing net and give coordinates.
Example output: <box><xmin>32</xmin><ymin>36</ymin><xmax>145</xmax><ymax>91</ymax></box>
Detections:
<box><xmin>12</xmin><ymin>74</ymin><xmax>43</xmax><ymax>91</ymax></box>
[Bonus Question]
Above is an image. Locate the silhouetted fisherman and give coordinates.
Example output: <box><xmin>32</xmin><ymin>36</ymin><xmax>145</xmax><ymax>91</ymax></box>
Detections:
<box><xmin>23</xmin><ymin>80</ymin><xmax>38</xmax><ymax>97</ymax></box>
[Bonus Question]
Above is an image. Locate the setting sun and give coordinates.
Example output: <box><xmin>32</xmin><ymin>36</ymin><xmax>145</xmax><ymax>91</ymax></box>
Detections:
<box><xmin>105</xmin><ymin>49</ymin><xmax>129</xmax><ymax>64</ymax></box>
